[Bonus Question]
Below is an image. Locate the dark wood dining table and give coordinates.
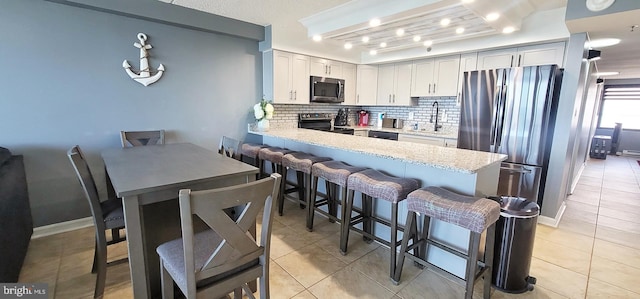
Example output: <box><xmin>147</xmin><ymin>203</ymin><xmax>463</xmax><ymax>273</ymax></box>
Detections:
<box><xmin>101</xmin><ymin>143</ymin><xmax>259</xmax><ymax>298</ymax></box>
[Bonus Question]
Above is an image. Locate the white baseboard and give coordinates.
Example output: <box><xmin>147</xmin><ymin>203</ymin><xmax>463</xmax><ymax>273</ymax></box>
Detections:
<box><xmin>569</xmin><ymin>163</ymin><xmax>585</xmax><ymax>194</ymax></box>
<box><xmin>537</xmin><ymin>201</ymin><xmax>566</xmax><ymax>228</ymax></box>
<box><xmin>32</xmin><ymin>217</ymin><xmax>94</xmax><ymax>239</ymax></box>
<box><xmin>622</xmin><ymin>150</ymin><xmax>640</xmax><ymax>157</ymax></box>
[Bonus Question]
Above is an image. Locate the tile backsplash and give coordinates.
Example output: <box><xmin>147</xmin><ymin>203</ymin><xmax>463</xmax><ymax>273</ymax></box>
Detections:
<box><xmin>267</xmin><ymin>96</ymin><xmax>459</xmax><ymax>130</ymax></box>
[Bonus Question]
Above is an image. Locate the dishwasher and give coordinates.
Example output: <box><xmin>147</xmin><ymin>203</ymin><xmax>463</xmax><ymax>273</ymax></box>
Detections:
<box><xmin>368</xmin><ymin>130</ymin><xmax>398</xmax><ymax>140</ymax></box>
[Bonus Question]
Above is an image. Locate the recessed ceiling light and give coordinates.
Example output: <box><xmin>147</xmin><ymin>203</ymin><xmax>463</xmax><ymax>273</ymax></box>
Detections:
<box><xmin>362</xmin><ymin>36</ymin><xmax>370</xmax><ymax>43</ymax></box>
<box><xmin>587</xmin><ymin>38</ymin><xmax>621</xmax><ymax>48</ymax></box>
<box><xmin>461</xmin><ymin>0</ymin><xmax>475</xmax><ymax>3</ymax></box>
<box><xmin>396</xmin><ymin>28</ymin><xmax>405</xmax><ymax>36</ymax></box>
<box><xmin>413</xmin><ymin>35</ymin><xmax>421</xmax><ymax>42</ymax></box>
<box><xmin>312</xmin><ymin>35</ymin><xmax>322</xmax><ymax>42</ymax></box>
<box><xmin>369</xmin><ymin>49</ymin><xmax>377</xmax><ymax>55</ymax></box>
<box><xmin>369</xmin><ymin>18</ymin><xmax>381</xmax><ymax>27</ymax></box>
<box><xmin>456</xmin><ymin>27</ymin><xmax>465</xmax><ymax>34</ymax></box>
<box><xmin>502</xmin><ymin>26</ymin><xmax>515</xmax><ymax>34</ymax></box>
<box><xmin>440</xmin><ymin>18</ymin><xmax>451</xmax><ymax>27</ymax></box>
<box><xmin>596</xmin><ymin>71</ymin><xmax>619</xmax><ymax>76</ymax></box>
<box><xmin>344</xmin><ymin>42</ymin><xmax>352</xmax><ymax>50</ymax></box>
<box><xmin>486</xmin><ymin>12</ymin><xmax>500</xmax><ymax>21</ymax></box>
<box><xmin>380</xmin><ymin>42</ymin><xmax>387</xmax><ymax>48</ymax></box>
<box><xmin>423</xmin><ymin>40</ymin><xmax>433</xmax><ymax>47</ymax></box>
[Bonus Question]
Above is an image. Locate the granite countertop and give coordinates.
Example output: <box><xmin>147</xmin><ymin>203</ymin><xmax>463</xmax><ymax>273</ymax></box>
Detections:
<box><xmin>250</xmin><ymin>128</ymin><xmax>506</xmax><ymax>174</ymax></box>
<box><xmin>336</xmin><ymin>125</ymin><xmax>459</xmax><ymax>139</ymax></box>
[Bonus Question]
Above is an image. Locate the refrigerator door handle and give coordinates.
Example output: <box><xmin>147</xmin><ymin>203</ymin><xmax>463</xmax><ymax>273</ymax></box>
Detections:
<box><xmin>500</xmin><ymin>166</ymin><xmax>532</xmax><ymax>174</ymax></box>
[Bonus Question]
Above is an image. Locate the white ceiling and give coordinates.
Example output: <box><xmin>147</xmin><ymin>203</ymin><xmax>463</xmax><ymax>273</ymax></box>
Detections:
<box><xmin>161</xmin><ymin>0</ymin><xmax>640</xmax><ymax>79</ymax></box>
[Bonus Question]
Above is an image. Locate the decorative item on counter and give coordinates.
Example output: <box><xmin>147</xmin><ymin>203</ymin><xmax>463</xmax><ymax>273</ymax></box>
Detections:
<box><xmin>254</xmin><ymin>99</ymin><xmax>274</xmax><ymax>131</ymax></box>
<box><xmin>123</xmin><ymin>33</ymin><xmax>165</xmax><ymax>86</ymax></box>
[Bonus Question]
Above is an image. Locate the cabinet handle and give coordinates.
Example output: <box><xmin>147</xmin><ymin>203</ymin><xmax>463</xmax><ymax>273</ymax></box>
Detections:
<box><xmin>517</xmin><ymin>55</ymin><xmax>522</xmax><ymax>67</ymax></box>
<box><xmin>357</xmin><ymin>94</ymin><xmax>360</xmax><ymax>103</ymax></box>
<box><xmin>510</xmin><ymin>55</ymin><xmax>514</xmax><ymax>67</ymax></box>
<box><xmin>328</xmin><ymin>65</ymin><xmax>331</xmax><ymax>74</ymax></box>
<box><xmin>294</xmin><ymin>90</ymin><xmax>297</xmax><ymax>100</ymax></box>
<box><xmin>324</xmin><ymin>65</ymin><xmax>328</xmax><ymax>74</ymax></box>
<box><xmin>393</xmin><ymin>94</ymin><xmax>396</xmax><ymax>103</ymax></box>
<box><xmin>428</xmin><ymin>83</ymin><xmax>431</xmax><ymax>93</ymax></box>
<box><xmin>433</xmin><ymin>83</ymin><xmax>436</xmax><ymax>93</ymax></box>
<box><xmin>289</xmin><ymin>90</ymin><xmax>292</xmax><ymax>100</ymax></box>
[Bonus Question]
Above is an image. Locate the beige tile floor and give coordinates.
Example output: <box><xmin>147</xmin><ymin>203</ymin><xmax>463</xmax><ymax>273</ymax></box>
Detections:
<box><xmin>19</xmin><ymin>156</ymin><xmax>640</xmax><ymax>298</ymax></box>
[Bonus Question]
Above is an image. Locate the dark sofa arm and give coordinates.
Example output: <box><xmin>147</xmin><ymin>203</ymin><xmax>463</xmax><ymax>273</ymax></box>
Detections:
<box><xmin>0</xmin><ymin>155</ymin><xmax>33</xmax><ymax>282</ymax></box>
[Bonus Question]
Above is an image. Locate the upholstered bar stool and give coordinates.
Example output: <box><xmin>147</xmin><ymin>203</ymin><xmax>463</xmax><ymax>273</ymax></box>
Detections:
<box><xmin>280</xmin><ymin>152</ymin><xmax>331</xmax><ymax>216</ymax></box>
<box><xmin>308</xmin><ymin>160</ymin><xmax>368</xmax><ymax>231</ymax></box>
<box><xmin>393</xmin><ymin>186</ymin><xmax>500</xmax><ymax>299</ymax></box>
<box><xmin>258</xmin><ymin>146</ymin><xmax>293</xmax><ymax>206</ymax></box>
<box><xmin>241</xmin><ymin>143</ymin><xmax>266</xmax><ymax>179</ymax></box>
<box><xmin>342</xmin><ymin>169</ymin><xmax>420</xmax><ymax>278</ymax></box>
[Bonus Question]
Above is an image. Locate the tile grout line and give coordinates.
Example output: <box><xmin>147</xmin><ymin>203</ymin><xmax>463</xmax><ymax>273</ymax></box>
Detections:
<box><xmin>582</xmin><ymin>160</ymin><xmax>606</xmax><ymax>299</ymax></box>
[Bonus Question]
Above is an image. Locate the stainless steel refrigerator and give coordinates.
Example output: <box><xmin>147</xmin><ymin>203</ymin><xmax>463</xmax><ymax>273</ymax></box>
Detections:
<box><xmin>458</xmin><ymin>65</ymin><xmax>562</xmax><ymax>205</ymax></box>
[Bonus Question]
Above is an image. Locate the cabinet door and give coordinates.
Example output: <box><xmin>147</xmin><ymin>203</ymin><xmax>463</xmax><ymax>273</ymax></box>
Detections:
<box><xmin>393</xmin><ymin>62</ymin><xmax>413</xmax><ymax>105</ymax></box>
<box><xmin>433</xmin><ymin>55</ymin><xmax>460</xmax><ymax>96</ymax></box>
<box><xmin>516</xmin><ymin>42</ymin><xmax>565</xmax><ymax>67</ymax></box>
<box><xmin>410</xmin><ymin>59</ymin><xmax>435</xmax><ymax>97</ymax></box>
<box><xmin>444</xmin><ymin>138</ymin><xmax>458</xmax><ymax>147</ymax></box>
<box><xmin>457</xmin><ymin>52</ymin><xmax>477</xmax><ymax>105</ymax></box>
<box><xmin>342</xmin><ymin>63</ymin><xmax>357</xmax><ymax>105</ymax></box>
<box><xmin>398</xmin><ymin>134</ymin><xmax>444</xmax><ymax>146</ymax></box>
<box><xmin>291</xmin><ymin>54</ymin><xmax>310</xmax><ymax>104</ymax></box>
<box><xmin>477</xmin><ymin>48</ymin><xmax>516</xmax><ymax>70</ymax></box>
<box><xmin>356</xmin><ymin>65</ymin><xmax>378</xmax><ymax>105</ymax></box>
<box><xmin>273</xmin><ymin>51</ymin><xmax>294</xmax><ymax>103</ymax></box>
<box><xmin>310</xmin><ymin>57</ymin><xmax>328</xmax><ymax>77</ymax></box>
<box><xmin>377</xmin><ymin>64</ymin><xmax>396</xmax><ymax>105</ymax></box>
<box><xmin>327</xmin><ymin>61</ymin><xmax>343</xmax><ymax>78</ymax></box>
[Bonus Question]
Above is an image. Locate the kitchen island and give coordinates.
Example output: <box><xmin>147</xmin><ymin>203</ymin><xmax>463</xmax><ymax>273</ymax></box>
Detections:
<box><xmin>249</xmin><ymin>128</ymin><xmax>506</xmax><ymax>278</ymax></box>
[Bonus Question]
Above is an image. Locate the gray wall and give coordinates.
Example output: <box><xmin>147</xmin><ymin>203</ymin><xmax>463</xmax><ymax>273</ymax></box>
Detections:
<box><xmin>0</xmin><ymin>0</ymin><xmax>264</xmax><ymax>226</ymax></box>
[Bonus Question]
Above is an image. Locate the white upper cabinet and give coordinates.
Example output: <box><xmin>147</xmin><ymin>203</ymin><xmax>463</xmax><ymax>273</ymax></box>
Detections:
<box><xmin>377</xmin><ymin>62</ymin><xmax>413</xmax><ymax>106</ymax></box>
<box><xmin>266</xmin><ymin>50</ymin><xmax>310</xmax><ymax>104</ymax></box>
<box><xmin>477</xmin><ymin>42</ymin><xmax>565</xmax><ymax>70</ymax></box>
<box><xmin>457</xmin><ymin>52</ymin><xmax>478</xmax><ymax>105</ymax></box>
<box><xmin>342</xmin><ymin>63</ymin><xmax>357</xmax><ymax>105</ymax></box>
<box><xmin>410</xmin><ymin>55</ymin><xmax>460</xmax><ymax>97</ymax></box>
<box><xmin>517</xmin><ymin>42</ymin><xmax>565</xmax><ymax>67</ymax></box>
<box><xmin>356</xmin><ymin>65</ymin><xmax>378</xmax><ymax>106</ymax></box>
<box><xmin>310</xmin><ymin>57</ymin><xmax>343</xmax><ymax>78</ymax></box>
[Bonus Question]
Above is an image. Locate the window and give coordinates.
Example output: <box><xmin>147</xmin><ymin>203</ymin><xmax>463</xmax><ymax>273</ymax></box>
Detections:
<box><xmin>598</xmin><ymin>86</ymin><xmax>640</xmax><ymax>130</ymax></box>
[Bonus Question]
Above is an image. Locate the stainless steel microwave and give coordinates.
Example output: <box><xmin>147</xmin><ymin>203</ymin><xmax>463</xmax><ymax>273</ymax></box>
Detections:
<box><xmin>310</xmin><ymin>76</ymin><xmax>345</xmax><ymax>103</ymax></box>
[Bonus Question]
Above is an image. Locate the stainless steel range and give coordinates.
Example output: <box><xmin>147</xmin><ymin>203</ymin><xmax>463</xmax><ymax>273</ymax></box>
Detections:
<box><xmin>298</xmin><ymin>113</ymin><xmax>354</xmax><ymax>135</ymax></box>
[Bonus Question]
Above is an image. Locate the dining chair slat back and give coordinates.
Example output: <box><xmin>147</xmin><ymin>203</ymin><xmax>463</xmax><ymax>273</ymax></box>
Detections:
<box><xmin>156</xmin><ymin>173</ymin><xmax>282</xmax><ymax>299</ymax></box>
<box><xmin>120</xmin><ymin>130</ymin><xmax>165</xmax><ymax>148</ymax></box>
<box><xmin>67</xmin><ymin>145</ymin><xmax>127</xmax><ymax>299</ymax></box>
<box><xmin>219</xmin><ymin>136</ymin><xmax>243</xmax><ymax>160</ymax></box>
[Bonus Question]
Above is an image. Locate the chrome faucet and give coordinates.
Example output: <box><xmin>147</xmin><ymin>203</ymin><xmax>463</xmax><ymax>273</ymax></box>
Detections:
<box><xmin>432</xmin><ymin>101</ymin><xmax>442</xmax><ymax>132</ymax></box>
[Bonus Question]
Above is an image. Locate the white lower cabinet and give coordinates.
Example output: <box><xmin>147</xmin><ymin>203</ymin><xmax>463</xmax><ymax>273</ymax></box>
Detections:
<box><xmin>353</xmin><ymin>129</ymin><xmax>368</xmax><ymax>137</ymax></box>
<box><xmin>444</xmin><ymin>138</ymin><xmax>457</xmax><ymax>148</ymax></box>
<box><xmin>398</xmin><ymin>134</ymin><xmax>444</xmax><ymax>146</ymax></box>
<box><xmin>398</xmin><ymin>134</ymin><xmax>458</xmax><ymax>147</ymax></box>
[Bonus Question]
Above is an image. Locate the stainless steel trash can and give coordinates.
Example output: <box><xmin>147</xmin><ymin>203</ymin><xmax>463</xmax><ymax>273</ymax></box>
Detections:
<box><xmin>491</xmin><ymin>196</ymin><xmax>539</xmax><ymax>293</ymax></box>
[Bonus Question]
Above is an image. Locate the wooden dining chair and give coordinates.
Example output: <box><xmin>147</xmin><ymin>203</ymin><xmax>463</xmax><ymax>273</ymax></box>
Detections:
<box><xmin>120</xmin><ymin>130</ymin><xmax>165</xmax><ymax>147</ymax></box>
<box><xmin>67</xmin><ymin>145</ymin><xmax>128</xmax><ymax>299</ymax></box>
<box><xmin>218</xmin><ymin>136</ymin><xmax>243</xmax><ymax>160</ymax></box>
<box><xmin>156</xmin><ymin>173</ymin><xmax>282</xmax><ymax>299</ymax></box>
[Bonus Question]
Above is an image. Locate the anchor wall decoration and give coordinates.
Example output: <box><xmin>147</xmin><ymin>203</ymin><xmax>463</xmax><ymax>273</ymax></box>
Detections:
<box><xmin>123</xmin><ymin>33</ymin><xmax>165</xmax><ymax>86</ymax></box>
